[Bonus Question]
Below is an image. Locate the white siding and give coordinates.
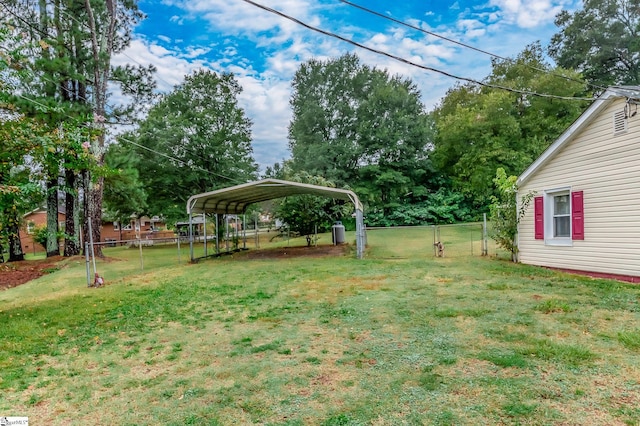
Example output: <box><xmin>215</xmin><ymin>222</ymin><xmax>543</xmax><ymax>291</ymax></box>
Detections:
<box><xmin>519</xmin><ymin>97</ymin><xmax>640</xmax><ymax>277</ymax></box>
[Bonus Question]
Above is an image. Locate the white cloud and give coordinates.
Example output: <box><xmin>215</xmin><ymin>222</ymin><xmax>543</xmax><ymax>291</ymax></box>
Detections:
<box><xmin>164</xmin><ymin>0</ymin><xmax>321</xmax><ymax>43</ymax></box>
<box><xmin>113</xmin><ymin>38</ymin><xmax>293</xmax><ymax>171</ymax></box>
<box><xmin>127</xmin><ymin>0</ymin><xmax>582</xmax><ymax>173</ymax></box>
<box><xmin>169</xmin><ymin>15</ymin><xmax>184</xmax><ymax>25</ymax></box>
<box><xmin>488</xmin><ymin>0</ymin><xmax>569</xmax><ymax>28</ymax></box>
<box><xmin>181</xmin><ymin>47</ymin><xmax>212</xmax><ymax>59</ymax></box>
<box><xmin>236</xmin><ymin>76</ymin><xmax>292</xmax><ymax>167</ymax></box>
<box><xmin>457</xmin><ymin>19</ymin><xmax>487</xmax><ymax>38</ymax></box>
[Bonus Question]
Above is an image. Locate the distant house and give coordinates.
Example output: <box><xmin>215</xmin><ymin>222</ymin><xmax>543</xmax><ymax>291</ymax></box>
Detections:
<box><xmin>20</xmin><ymin>208</ymin><xmax>66</xmax><ymax>255</ymax></box>
<box><xmin>20</xmin><ymin>210</ymin><xmax>169</xmax><ymax>253</ymax></box>
<box><xmin>102</xmin><ymin>215</ymin><xmax>168</xmax><ymax>243</ymax></box>
<box><xmin>517</xmin><ymin>86</ymin><xmax>640</xmax><ymax>282</ymax></box>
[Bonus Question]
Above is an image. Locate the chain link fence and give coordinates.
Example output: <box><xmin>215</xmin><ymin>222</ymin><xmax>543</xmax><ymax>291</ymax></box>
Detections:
<box><xmin>365</xmin><ymin>221</ymin><xmax>502</xmax><ymax>259</ymax></box>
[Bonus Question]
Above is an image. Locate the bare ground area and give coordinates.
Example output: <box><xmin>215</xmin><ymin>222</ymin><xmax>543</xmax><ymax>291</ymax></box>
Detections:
<box><xmin>0</xmin><ymin>255</ymin><xmax>67</xmax><ymax>290</ymax></box>
<box><xmin>239</xmin><ymin>244</ymin><xmax>349</xmax><ymax>259</ymax></box>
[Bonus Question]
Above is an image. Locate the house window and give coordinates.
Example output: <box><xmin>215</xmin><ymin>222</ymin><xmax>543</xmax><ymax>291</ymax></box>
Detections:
<box><xmin>553</xmin><ymin>194</ymin><xmax>570</xmax><ymax>238</ymax></box>
<box><xmin>122</xmin><ymin>223</ymin><xmax>133</xmax><ymax>231</ymax></box>
<box><xmin>534</xmin><ymin>189</ymin><xmax>584</xmax><ymax>245</ymax></box>
<box><xmin>113</xmin><ymin>221</ymin><xmax>120</xmax><ymax>231</ymax></box>
<box><xmin>27</xmin><ymin>221</ymin><xmax>36</xmax><ymax>234</ymax></box>
<box><xmin>613</xmin><ymin>110</ymin><xmax>628</xmax><ymax>135</ymax></box>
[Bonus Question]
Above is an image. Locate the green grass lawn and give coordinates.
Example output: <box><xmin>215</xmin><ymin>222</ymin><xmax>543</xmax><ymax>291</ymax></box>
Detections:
<box><xmin>1</xmin><ymin>227</ymin><xmax>640</xmax><ymax>425</ymax></box>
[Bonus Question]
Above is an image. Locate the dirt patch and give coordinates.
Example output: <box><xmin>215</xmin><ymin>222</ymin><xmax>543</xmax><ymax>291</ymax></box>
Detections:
<box><xmin>0</xmin><ymin>256</ymin><xmax>67</xmax><ymax>290</ymax></box>
<box><xmin>239</xmin><ymin>244</ymin><xmax>349</xmax><ymax>259</ymax></box>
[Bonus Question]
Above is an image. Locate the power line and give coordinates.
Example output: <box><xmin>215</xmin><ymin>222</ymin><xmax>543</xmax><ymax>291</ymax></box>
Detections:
<box><xmin>338</xmin><ymin>0</ymin><xmax>607</xmax><ymax>93</ymax></box>
<box><xmin>117</xmin><ymin>134</ymin><xmax>246</xmax><ymax>185</ymax></box>
<box><xmin>0</xmin><ymin>3</ymin><xmax>248</xmax><ymax>185</ymax></box>
<box><xmin>1</xmin><ymin>3</ymin><xmax>246</xmax><ymax>181</ymax></box>
<box><xmin>240</xmin><ymin>0</ymin><xmax>595</xmax><ymax>102</ymax></box>
<box><xmin>2</xmin><ymin>63</ymin><xmax>246</xmax><ymax>186</ymax></box>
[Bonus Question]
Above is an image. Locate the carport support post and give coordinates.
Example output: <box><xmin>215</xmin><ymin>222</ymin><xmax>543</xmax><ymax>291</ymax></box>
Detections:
<box><xmin>188</xmin><ymin>213</ymin><xmax>194</xmax><ymax>262</ymax></box>
<box><xmin>242</xmin><ymin>214</ymin><xmax>247</xmax><ymax>249</ymax></box>
<box><xmin>356</xmin><ymin>209</ymin><xmax>365</xmax><ymax>259</ymax></box>
<box><xmin>235</xmin><ymin>215</ymin><xmax>240</xmax><ymax>249</ymax></box>
<box><xmin>225</xmin><ymin>215</ymin><xmax>230</xmax><ymax>252</ymax></box>
<box><xmin>203</xmin><ymin>213</ymin><xmax>208</xmax><ymax>257</ymax></box>
<box><xmin>254</xmin><ymin>214</ymin><xmax>259</xmax><ymax>248</ymax></box>
<box><xmin>215</xmin><ymin>214</ymin><xmax>220</xmax><ymax>254</ymax></box>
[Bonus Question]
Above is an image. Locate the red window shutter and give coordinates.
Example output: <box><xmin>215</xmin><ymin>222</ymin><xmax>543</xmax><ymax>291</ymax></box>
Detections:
<box><xmin>572</xmin><ymin>191</ymin><xmax>584</xmax><ymax>240</ymax></box>
<box><xmin>534</xmin><ymin>196</ymin><xmax>544</xmax><ymax>240</ymax></box>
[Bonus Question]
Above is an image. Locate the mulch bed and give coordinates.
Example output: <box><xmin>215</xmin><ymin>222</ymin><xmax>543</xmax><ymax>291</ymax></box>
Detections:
<box><xmin>0</xmin><ymin>255</ymin><xmax>66</xmax><ymax>290</ymax></box>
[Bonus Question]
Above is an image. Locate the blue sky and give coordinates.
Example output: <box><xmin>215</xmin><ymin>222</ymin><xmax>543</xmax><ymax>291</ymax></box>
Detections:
<box><xmin>114</xmin><ymin>0</ymin><xmax>580</xmax><ymax>172</ymax></box>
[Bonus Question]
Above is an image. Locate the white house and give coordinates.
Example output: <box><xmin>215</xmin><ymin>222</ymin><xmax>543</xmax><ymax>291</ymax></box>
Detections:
<box><xmin>517</xmin><ymin>86</ymin><xmax>640</xmax><ymax>282</ymax></box>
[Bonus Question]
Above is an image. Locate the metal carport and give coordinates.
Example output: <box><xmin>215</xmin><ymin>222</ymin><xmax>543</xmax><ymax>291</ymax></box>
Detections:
<box><xmin>186</xmin><ymin>178</ymin><xmax>366</xmax><ymax>260</ymax></box>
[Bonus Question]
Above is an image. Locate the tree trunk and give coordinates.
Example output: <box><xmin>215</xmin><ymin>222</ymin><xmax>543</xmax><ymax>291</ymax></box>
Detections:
<box><xmin>6</xmin><ymin>214</ymin><xmax>24</xmax><ymax>262</ymax></box>
<box><xmin>46</xmin><ymin>179</ymin><xmax>60</xmax><ymax>257</ymax></box>
<box><xmin>64</xmin><ymin>169</ymin><xmax>81</xmax><ymax>256</ymax></box>
<box><xmin>89</xmin><ymin>175</ymin><xmax>104</xmax><ymax>257</ymax></box>
<box><xmin>83</xmin><ymin>171</ymin><xmax>104</xmax><ymax>258</ymax></box>
<box><xmin>84</xmin><ymin>0</ymin><xmax>116</xmax><ymax>258</ymax></box>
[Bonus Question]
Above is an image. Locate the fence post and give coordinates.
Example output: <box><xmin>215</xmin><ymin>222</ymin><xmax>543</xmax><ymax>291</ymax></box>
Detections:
<box><xmin>177</xmin><ymin>235</ymin><xmax>181</xmax><ymax>264</ymax></box>
<box><xmin>470</xmin><ymin>225</ymin><xmax>474</xmax><ymax>256</ymax></box>
<box><xmin>483</xmin><ymin>213</ymin><xmax>488</xmax><ymax>256</ymax></box>
<box><xmin>85</xmin><ymin>242</ymin><xmax>91</xmax><ymax>287</ymax></box>
<box><xmin>88</xmin><ymin>218</ymin><xmax>97</xmax><ymax>277</ymax></box>
<box><xmin>432</xmin><ymin>225</ymin><xmax>436</xmax><ymax>256</ymax></box>
<box><xmin>138</xmin><ymin>235</ymin><xmax>143</xmax><ymax>270</ymax></box>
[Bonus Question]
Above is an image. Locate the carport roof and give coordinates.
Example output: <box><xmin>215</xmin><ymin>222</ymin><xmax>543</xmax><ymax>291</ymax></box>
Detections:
<box><xmin>186</xmin><ymin>178</ymin><xmax>363</xmax><ymax>215</ymax></box>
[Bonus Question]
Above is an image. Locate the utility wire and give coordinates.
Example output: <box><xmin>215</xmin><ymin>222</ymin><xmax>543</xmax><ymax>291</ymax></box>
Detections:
<box><xmin>241</xmin><ymin>0</ymin><xmax>595</xmax><ymax>101</ymax></box>
<box><xmin>338</xmin><ymin>0</ymin><xmax>606</xmax><ymax>93</ymax></box>
<box><xmin>2</xmin><ymin>61</ymin><xmax>245</xmax><ymax>185</ymax></box>
<box><xmin>48</xmin><ymin>0</ymin><xmax>596</xmax><ymax>103</ymax></box>
<box><xmin>1</xmin><ymin>3</ymin><xmax>247</xmax><ymax>183</ymax></box>
<box><xmin>1</xmin><ymin>3</ymin><xmax>247</xmax><ymax>185</ymax></box>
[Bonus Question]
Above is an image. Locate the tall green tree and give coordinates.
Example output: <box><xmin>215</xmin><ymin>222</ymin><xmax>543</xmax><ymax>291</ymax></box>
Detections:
<box><xmin>0</xmin><ymin>120</ymin><xmax>44</xmax><ymax>262</ymax></box>
<box><xmin>289</xmin><ymin>54</ymin><xmax>364</xmax><ymax>184</ymax></box>
<box><xmin>432</xmin><ymin>44</ymin><xmax>590</xmax><ymax>210</ymax></box>
<box><xmin>2</xmin><ymin>0</ymin><xmax>154</xmax><ymax>257</ymax></box>
<box><xmin>0</xmin><ymin>27</ymin><xmax>34</xmax><ymax>261</ymax></box>
<box><xmin>103</xmin><ymin>142</ymin><xmax>147</xmax><ymax>240</ymax></box>
<box><xmin>549</xmin><ymin>0</ymin><xmax>640</xmax><ymax>87</ymax></box>
<box><xmin>128</xmin><ymin>70</ymin><xmax>258</xmax><ymax>223</ymax></box>
<box><xmin>288</xmin><ymin>53</ymin><xmax>435</xmax><ymax>215</ymax></box>
<box><xmin>273</xmin><ymin>172</ymin><xmax>352</xmax><ymax>239</ymax></box>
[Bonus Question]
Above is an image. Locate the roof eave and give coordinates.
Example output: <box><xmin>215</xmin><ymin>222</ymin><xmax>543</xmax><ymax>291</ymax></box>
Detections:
<box><xmin>517</xmin><ymin>88</ymin><xmax>628</xmax><ymax>188</ymax></box>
